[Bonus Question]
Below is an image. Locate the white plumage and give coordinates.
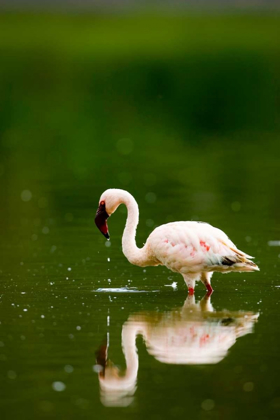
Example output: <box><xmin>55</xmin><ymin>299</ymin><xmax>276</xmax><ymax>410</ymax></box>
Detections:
<box><xmin>95</xmin><ymin>189</ymin><xmax>259</xmax><ymax>294</ymax></box>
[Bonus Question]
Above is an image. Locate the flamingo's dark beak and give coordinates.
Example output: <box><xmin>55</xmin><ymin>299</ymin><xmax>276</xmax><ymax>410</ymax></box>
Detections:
<box><xmin>95</xmin><ymin>337</ymin><xmax>108</xmax><ymax>378</ymax></box>
<box><xmin>95</xmin><ymin>202</ymin><xmax>110</xmax><ymax>239</ymax></box>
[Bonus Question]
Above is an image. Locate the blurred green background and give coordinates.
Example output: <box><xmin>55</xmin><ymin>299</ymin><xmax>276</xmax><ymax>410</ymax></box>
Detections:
<box><xmin>1</xmin><ymin>8</ymin><xmax>280</xmax><ymax>420</ymax></box>
<box><xmin>0</xmin><ymin>12</ymin><xmax>280</xmax><ymax>245</ymax></box>
<box><xmin>1</xmin><ymin>11</ymin><xmax>280</xmax><ymax>258</ymax></box>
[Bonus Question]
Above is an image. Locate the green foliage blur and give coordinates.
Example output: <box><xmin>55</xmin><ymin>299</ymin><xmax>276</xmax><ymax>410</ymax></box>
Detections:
<box><xmin>0</xmin><ymin>12</ymin><xmax>279</xmax><ymax>235</ymax></box>
<box><xmin>0</xmin><ymin>12</ymin><xmax>279</xmax><ymax>147</ymax></box>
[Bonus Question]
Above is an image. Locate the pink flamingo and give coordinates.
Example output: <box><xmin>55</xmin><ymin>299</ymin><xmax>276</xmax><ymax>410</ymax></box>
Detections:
<box><xmin>95</xmin><ymin>189</ymin><xmax>259</xmax><ymax>294</ymax></box>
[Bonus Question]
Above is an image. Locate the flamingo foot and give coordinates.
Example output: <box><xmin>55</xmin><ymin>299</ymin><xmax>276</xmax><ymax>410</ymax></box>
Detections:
<box><xmin>188</xmin><ymin>287</ymin><xmax>195</xmax><ymax>295</ymax></box>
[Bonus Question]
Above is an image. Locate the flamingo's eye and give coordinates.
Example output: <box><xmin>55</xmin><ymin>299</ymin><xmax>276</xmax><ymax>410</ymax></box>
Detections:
<box><xmin>100</xmin><ymin>200</ymin><xmax>105</xmax><ymax>206</ymax></box>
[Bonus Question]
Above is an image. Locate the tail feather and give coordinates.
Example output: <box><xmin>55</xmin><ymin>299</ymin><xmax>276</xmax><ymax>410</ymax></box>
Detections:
<box><xmin>228</xmin><ymin>246</ymin><xmax>254</xmax><ymax>259</ymax></box>
<box><xmin>221</xmin><ymin>254</ymin><xmax>259</xmax><ymax>271</ymax></box>
<box><xmin>209</xmin><ymin>241</ymin><xmax>260</xmax><ymax>272</ymax></box>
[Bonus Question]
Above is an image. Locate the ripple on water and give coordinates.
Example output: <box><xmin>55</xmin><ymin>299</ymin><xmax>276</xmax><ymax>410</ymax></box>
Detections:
<box><xmin>93</xmin><ymin>286</ymin><xmax>159</xmax><ymax>293</ymax></box>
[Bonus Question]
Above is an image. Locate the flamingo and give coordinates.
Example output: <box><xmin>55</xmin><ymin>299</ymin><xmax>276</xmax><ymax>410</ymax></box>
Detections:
<box><xmin>95</xmin><ymin>189</ymin><xmax>259</xmax><ymax>294</ymax></box>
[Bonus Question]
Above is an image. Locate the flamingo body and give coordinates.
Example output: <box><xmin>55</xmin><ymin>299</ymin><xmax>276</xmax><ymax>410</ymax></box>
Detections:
<box><xmin>148</xmin><ymin>221</ymin><xmax>254</xmax><ymax>273</ymax></box>
<box><xmin>95</xmin><ymin>189</ymin><xmax>259</xmax><ymax>293</ymax></box>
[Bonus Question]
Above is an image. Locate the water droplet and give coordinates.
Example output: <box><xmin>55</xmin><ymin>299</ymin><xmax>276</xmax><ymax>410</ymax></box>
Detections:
<box><xmin>93</xmin><ymin>365</ymin><xmax>103</xmax><ymax>373</ymax></box>
<box><xmin>146</xmin><ymin>219</ymin><xmax>154</xmax><ymax>227</ymax></box>
<box><xmin>7</xmin><ymin>370</ymin><xmax>17</xmax><ymax>379</ymax></box>
<box><xmin>268</xmin><ymin>240</ymin><xmax>280</xmax><ymax>247</ymax></box>
<box><xmin>21</xmin><ymin>190</ymin><xmax>32</xmax><ymax>202</ymax></box>
<box><xmin>145</xmin><ymin>192</ymin><xmax>157</xmax><ymax>204</ymax></box>
<box><xmin>52</xmin><ymin>381</ymin><xmax>66</xmax><ymax>392</ymax></box>
<box><xmin>243</xmin><ymin>382</ymin><xmax>254</xmax><ymax>392</ymax></box>
<box><xmin>201</xmin><ymin>399</ymin><xmax>215</xmax><ymax>411</ymax></box>
<box><xmin>116</xmin><ymin>138</ymin><xmax>134</xmax><ymax>155</ymax></box>
<box><xmin>64</xmin><ymin>365</ymin><xmax>74</xmax><ymax>373</ymax></box>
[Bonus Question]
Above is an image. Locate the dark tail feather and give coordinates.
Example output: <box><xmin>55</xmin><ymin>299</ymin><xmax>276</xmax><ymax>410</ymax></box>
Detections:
<box><xmin>221</xmin><ymin>255</ymin><xmax>259</xmax><ymax>271</ymax></box>
<box><xmin>222</xmin><ymin>257</ymin><xmax>235</xmax><ymax>266</ymax></box>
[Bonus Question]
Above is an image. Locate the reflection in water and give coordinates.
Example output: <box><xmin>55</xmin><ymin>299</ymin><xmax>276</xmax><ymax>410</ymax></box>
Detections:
<box><xmin>95</xmin><ymin>294</ymin><xmax>259</xmax><ymax>407</ymax></box>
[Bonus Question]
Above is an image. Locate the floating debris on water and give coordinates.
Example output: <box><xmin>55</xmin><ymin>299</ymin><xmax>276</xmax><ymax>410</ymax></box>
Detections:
<box><xmin>164</xmin><ymin>282</ymin><xmax>178</xmax><ymax>290</ymax></box>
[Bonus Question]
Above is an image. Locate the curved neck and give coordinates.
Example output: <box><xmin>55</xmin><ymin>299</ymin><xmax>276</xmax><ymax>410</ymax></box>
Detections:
<box><xmin>120</xmin><ymin>322</ymin><xmax>141</xmax><ymax>383</ymax></box>
<box><xmin>120</xmin><ymin>192</ymin><xmax>147</xmax><ymax>266</ymax></box>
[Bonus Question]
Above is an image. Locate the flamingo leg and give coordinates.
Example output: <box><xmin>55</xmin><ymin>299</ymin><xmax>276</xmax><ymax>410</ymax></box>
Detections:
<box><xmin>206</xmin><ymin>284</ymin><xmax>213</xmax><ymax>297</ymax></box>
<box><xmin>182</xmin><ymin>274</ymin><xmax>196</xmax><ymax>294</ymax></box>
<box><xmin>201</xmin><ymin>272</ymin><xmax>213</xmax><ymax>296</ymax></box>
<box><xmin>199</xmin><ymin>293</ymin><xmax>214</xmax><ymax>312</ymax></box>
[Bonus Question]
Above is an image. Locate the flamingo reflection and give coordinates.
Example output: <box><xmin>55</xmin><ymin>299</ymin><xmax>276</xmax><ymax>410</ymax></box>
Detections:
<box><xmin>95</xmin><ymin>294</ymin><xmax>258</xmax><ymax>407</ymax></box>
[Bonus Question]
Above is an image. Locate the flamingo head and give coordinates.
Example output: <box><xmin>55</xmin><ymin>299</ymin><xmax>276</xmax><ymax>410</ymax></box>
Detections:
<box><xmin>95</xmin><ymin>200</ymin><xmax>110</xmax><ymax>239</ymax></box>
<box><xmin>95</xmin><ymin>189</ymin><xmax>122</xmax><ymax>240</ymax></box>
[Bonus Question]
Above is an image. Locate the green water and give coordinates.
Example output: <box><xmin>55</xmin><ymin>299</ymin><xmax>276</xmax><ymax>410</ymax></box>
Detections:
<box><xmin>1</xmin><ymin>11</ymin><xmax>280</xmax><ymax>420</ymax></box>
